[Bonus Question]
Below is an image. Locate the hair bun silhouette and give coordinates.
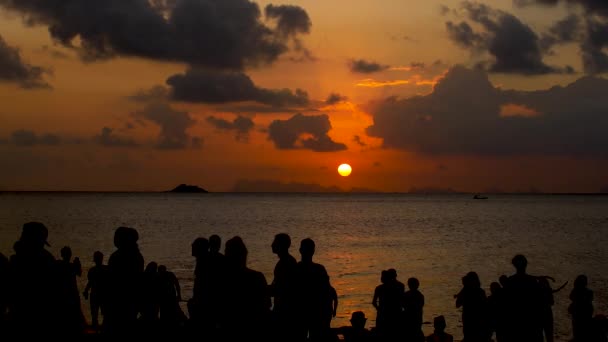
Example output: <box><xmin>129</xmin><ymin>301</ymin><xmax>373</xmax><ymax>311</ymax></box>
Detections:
<box><xmin>20</xmin><ymin>221</ymin><xmax>51</xmax><ymax>247</ymax></box>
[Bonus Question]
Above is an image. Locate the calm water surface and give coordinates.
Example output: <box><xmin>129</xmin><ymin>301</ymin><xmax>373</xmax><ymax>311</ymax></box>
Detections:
<box><xmin>1</xmin><ymin>193</ymin><xmax>607</xmax><ymax>340</ymax></box>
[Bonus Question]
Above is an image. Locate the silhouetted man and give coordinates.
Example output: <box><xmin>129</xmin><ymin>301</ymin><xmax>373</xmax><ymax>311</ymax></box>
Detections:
<box><xmin>403</xmin><ymin>277</ymin><xmax>425</xmax><ymax>342</ymax></box>
<box><xmin>332</xmin><ymin>311</ymin><xmax>373</xmax><ymax>342</ymax></box>
<box><xmin>373</xmin><ymin>269</ymin><xmax>404</xmax><ymax>341</ymax></box>
<box><xmin>158</xmin><ymin>265</ymin><xmax>185</xmax><ymax>326</ymax></box>
<box><xmin>104</xmin><ymin>226</ymin><xmax>144</xmax><ymax>336</ymax></box>
<box><xmin>504</xmin><ymin>255</ymin><xmax>543</xmax><ymax>342</ymax></box>
<box><xmin>7</xmin><ymin>222</ymin><xmax>60</xmax><ymax>338</ymax></box>
<box><xmin>269</xmin><ymin>233</ymin><xmax>299</xmax><ymax>342</ymax></box>
<box><xmin>56</xmin><ymin>245</ymin><xmax>85</xmax><ymax>336</ymax></box>
<box><xmin>296</xmin><ymin>238</ymin><xmax>333</xmax><ymax>342</ymax></box>
<box><xmin>208</xmin><ymin>234</ymin><xmax>226</xmax><ymax>332</ymax></box>
<box><xmin>83</xmin><ymin>251</ymin><xmax>108</xmax><ymax>330</ymax></box>
<box><xmin>426</xmin><ymin>316</ymin><xmax>454</xmax><ymax>342</ymax></box>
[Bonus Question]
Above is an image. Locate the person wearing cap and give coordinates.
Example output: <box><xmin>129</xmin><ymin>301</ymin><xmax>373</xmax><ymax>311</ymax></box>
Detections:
<box><xmin>7</xmin><ymin>222</ymin><xmax>61</xmax><ymax>337</ymax></box>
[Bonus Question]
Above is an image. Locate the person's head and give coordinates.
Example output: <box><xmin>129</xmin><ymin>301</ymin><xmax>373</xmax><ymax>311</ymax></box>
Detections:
<box><xmin>386</xmin><ymin>268</ymin><xmax>397</xmax><ymax>281</ymax></box>
<box><xmin>19</xmin><ymin>222</ymin><xmax>50</xmax><ymax>249</ymax></box>
<box><xmin>192</xmin><ymin>237</ymin><xmax>209</xmax><ymax>258</ymax></box>
<box><xmin>299</xmin><ymin>238</ymin><xmax>315</xmax><ymax>260</ymax></box>
<box><xmin>433</xmin><ymin>316</ymin><xmax>447</xmax><ymax>333</ymax></box>
<box><xmin>408</xmin><ymin>277</ymin><xmax>420</xmax><ymax>290</ymax></box>
<box><xmin>512</xmin><ymin>254</ymin><xmax>528</xmax><ymax>273</ymax></box>
<box><xmin>225</xmin><ymin>236</ymin><xmax>248</xmax><ymax>268</ymax></box>
<box><xmin>93</xmin><ymin>251</ymin><xmax>104</xmax><ymax>265</ymax></box>
<box><xmin>380</xmin><ymin>270</ymin><xmax>389</xmax><ymax>284</ymax></box>
<box><xmin>158</xmin><ymin>265</ymin><xmax>167</xmax><ymax>273</ymax></box>
<box><xmin>574</xmin><ymin>275</ymin><xmax>588</xmax><ymax>289</ymax></box>
<box><xmin>209</xmin><ymin>235</ymin><xmax>221</xmax><ymax>253</ymax></box>
<box><xmin>490</xmin><ymin>282</ymin><xmax>502</xmax><ymax>296</ymax></box>
<box><xmin>499</xmin><ymin>274</ymin><xmax>508</xmax><ymax>287</ymax></box>
<box><xmin>145</xmin><ymin>261</ymin><xmax>158</xmax><ymax>273</ymax></box>
<box><xmin>272</xmin><ymin>233</ymin><xmax>291</xmax><ymax>255</ymax></box>
<box><xmin>60</xmin><ymin>246</ymin><xmax>72</xmax><ymax>261</ymax></box>
<box><xmin>464</xmin><ymin>272</ymin><xmax>481</xmax><ymax>288</ymax></box>
<box><xmin>350</xmin><ymin>311</ymin><xmax>367</xmax><ymax>329</ymax></box>
<box><xmin>114</xmin><ymin>227</ymin><xmax>139</xmax><ymax>249</ymax></box>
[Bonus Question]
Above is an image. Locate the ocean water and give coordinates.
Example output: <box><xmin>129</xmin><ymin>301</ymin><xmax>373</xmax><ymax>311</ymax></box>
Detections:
<box><xmin>0</xmin><ymin>193</ymin><xmax>607</xmax><ymax>340</ymax></box>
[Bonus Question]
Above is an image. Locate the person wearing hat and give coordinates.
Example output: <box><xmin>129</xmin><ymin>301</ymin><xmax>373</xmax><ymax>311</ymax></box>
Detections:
<box><xmin>426</xmin><ymin>316</ymin><xmax>454</xmax><ymax>342</ymax></box>
<box><xmin>7</xmin><ymin>222</ymin><xmax>61</xmax><ymax>338</ymax></box>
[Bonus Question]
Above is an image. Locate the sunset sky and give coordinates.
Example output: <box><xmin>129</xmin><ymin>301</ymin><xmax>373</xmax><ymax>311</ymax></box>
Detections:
<box><xmin>1</xmin><ymin>0</ymin><xmax>608</xmax><ymax>192</ymax></box>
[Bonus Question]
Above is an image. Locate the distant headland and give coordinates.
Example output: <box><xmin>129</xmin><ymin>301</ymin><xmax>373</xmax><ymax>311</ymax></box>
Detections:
<box><xmin>168</xmin><ymin>184</ymin><xmax>208</xmax><ymax>193</ymax></box>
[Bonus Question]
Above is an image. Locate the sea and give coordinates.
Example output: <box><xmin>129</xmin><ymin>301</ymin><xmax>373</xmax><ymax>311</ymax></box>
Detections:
<box><xmin>0</xmin><ymin>192</ymin><xmax>607</xmax><ymax>340</ymax></box>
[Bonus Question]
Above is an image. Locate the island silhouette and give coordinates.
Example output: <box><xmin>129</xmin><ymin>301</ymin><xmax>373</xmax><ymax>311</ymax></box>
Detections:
<box><xmin>168</xmin><ymin>184</ymin><xmax>209</xmax><ymax>193</ymax></box>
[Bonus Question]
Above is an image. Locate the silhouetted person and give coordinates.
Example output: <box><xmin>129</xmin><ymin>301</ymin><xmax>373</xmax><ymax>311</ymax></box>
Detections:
<box><xmin>158</xmin><ymin>265</ymin><xmax>186</xmax><ymax>327</ymax></box>
<box><xmin>330</xmin><ymin>283</ymin><xmax>338</xmax><ymax>320</ymax></box>
<box><xmin>372</xmin><ymin>269</ymin><xmax>404</xmax><ymax>341</ymax></box>
<box><xmin>188</xmin><ymin>237</ymin><xmax>209</xmax><ymax>325</ymax></box>
<box><xmin>332</xmin><ymin>311</ymin><xmax>373</xmax><ymax>342</ymax></box>
<box><xmin>7</xmin><ymin>222</ymin><xmax>63</xmax><ymax>338</ymax></box>
<box><xmin>296</xmin><ymin>238</ymin><xmax>333</xmax><ymax>342</ymax></box>
<box><xmin>426</xmin><ymin>316</ymin><xmax>454</xmax><ymax>342</ymax></box>
<box><xmin>269</xmin><ymin>233</ymin><xmax>299</xmax><ymax>342</ymax></box>
<box><xmin>503</xmin><ymin>255</ymin><xmax>543</xmax><ymax>342</ymax></box>
<box><xmin>590</xmin><ymin>314</ymin><xmax>607</xmax><ymax>342</ymax></box>
<box><xmin>140</xmin><ymin>261</ymin><xmax>160</xmax><ymax>323</ymax></box>
<box><xmin>220</xmin><ymin>236</ymin><xmax>271</xmax><ymax>341</ymax></box>
<box><xmin>403</xmin><ymin>277</ymin><xmax>425</xmax><ymax>342</ymax></box>
<box><xmin>499</xmin><ymin>275</ymin><xmax>508</xmax><ymax>288</ymax></box>
<box><xmin>569</xmin><ymin>275</ymin><xmax>594</xmax><ymax>342</ymax></box>
<box><xmin>56</xmin><ymin>245</ymin><xmax>85</xmax><ymax>336</ymax></box>
<box><xmin>455</xmin><ymin>272</ymin><xmax>490</xmax><ymax>342</ymax></box>
<box><xmin>0</xmin><ymin>253</ymin><xmax>8</xmax><ymax>328</ymax></box>
<box><xmin>83</xmin><ymin>251</ymin><xmax>108</xmax><ymax>330</ymax></box>
<box><xmin>208</xmin><ymin>234</ymin><xmax>226</xmax><ymax>331</ymax></box>
<box><xmin>538</xmin><ymin>276</ymin><xmax>567</xmax><ymax>342</ymax></box>
<box><xmin>104</xmin><ymin>226</ymin><xmax>145</xmax><ymax>336</ymax></box>
<box><xmin>487</xmin><ymin>282</ymin><xmax>506</xmax><ymax>342</ymax></box>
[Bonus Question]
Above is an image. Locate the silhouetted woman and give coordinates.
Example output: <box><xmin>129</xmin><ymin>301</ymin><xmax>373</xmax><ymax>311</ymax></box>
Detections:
<box><xmin>56</xmin><ymin>246</ymin><xmax>85</xmax><ymax>336</ymax></box>
<box><xmin>403</xmin><ymin>277</ymin><xmax>425</xmax><ymax>342</ymax></box>
<box><xmin>372</xmin><ymin>269</ymin><xmax>404</xmax><ymax>340</ymax></box>
<box><xmin>455</xmin><ymin>272</ymin><xmax>490</xmax><ymax>342</ymax></box>
<box><xmin>221</xmin><ymin>236</ymin><xmax>271</xmax><ymax>341</ymax></box>
<box><xmin>104</xmin><ymin>226</ymin><xmax>144</xmax><ymax>336</ymax></box>
<box><xmin>140</xmin><ymin>261</ymin><xmax>160</xmax><ymax>323</ymax></box>
<box><xmin>569</xmin><ymin>275</ymin><xmax>594</xmax><ymax>342</ymax></box>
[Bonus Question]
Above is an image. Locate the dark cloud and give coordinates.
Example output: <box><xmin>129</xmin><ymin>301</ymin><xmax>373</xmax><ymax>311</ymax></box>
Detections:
<box><xmin>348</xmin><ymin>59</ymin><xmax>390</xmax><ymax>74</ymax></box>
<box><xmin>353</xmin><ymin>135</ymin><xmax>367</xmax><ymax>147</ymax></box>
<box><xmin>166</xmin><ymin>68</ymin><xmax>309</xmax><ymax>108</ymax></box>
<box><xmin>366</xmin><ymin>65</ymin><xmax>608</xmax><ymax>156</ymax></box>
<box><xmin>268</xmin><ymin>113</ymin><xmax>347</xmax><ymax>152</ymax></box>
<box><xmin>132</xmin><ymin>102</ymin><xmax>200</xmax><ymax>149</ymax></box>
<box><xmin>10</xmin><ymin>129</ymin><xmax>60</xmax><ymax>146</ymax></box>
<box><xmin>539</xmin><ymin>14</ymin><xmax>582</xmax><ymax>53</ymax></box>
<box><xmin>325</xmin><ymin>93</ymin><xmax>348</xmax><ymax>105</ymax></box>
<box><xmin>0</xmin><ymin>0</ymin><xmax>311</xmax><ymax>70</ymax></box>
<box><xmin>95</xmin><ymin>127</ymin><xmax>138</xmax><ymax>147</ymax></box>
<box><xmin>445</xmin><ymin>1</ymin><xmax>572</xmax><ymax>75</ymax></box>
<box><xmin>514</xmin><ymin>0</ymin><xmax>608</xmax><ymax>17</ymax></box>
<box><xmin>206</xmin><ymin>115</ymin><xmax>255</xmax><ymax>141</ymax></box>
<box><xmin>0</xmin><ymin>34</ymin><xmax>50</xmax><ymax>88</ymax></box>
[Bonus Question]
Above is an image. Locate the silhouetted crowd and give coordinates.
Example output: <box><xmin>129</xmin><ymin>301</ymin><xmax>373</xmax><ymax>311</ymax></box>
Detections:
<box><xmin>0</xmin><ymin>222</ymin><xmax>606</xmax><ymax>342</ymax></box>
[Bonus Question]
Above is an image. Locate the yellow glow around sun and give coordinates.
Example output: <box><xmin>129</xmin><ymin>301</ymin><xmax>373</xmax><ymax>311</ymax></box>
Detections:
<box><xmin>338</xmin><ymin>164</ymin><xmax>352</xmax><ymax>177</ymax></box>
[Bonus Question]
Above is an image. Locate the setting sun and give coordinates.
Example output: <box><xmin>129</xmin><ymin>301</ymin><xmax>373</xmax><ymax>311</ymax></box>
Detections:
<box><xmin>338</xmin><ymin>164</ymin><xmax>352</xmax><ymax>177</ymax></box>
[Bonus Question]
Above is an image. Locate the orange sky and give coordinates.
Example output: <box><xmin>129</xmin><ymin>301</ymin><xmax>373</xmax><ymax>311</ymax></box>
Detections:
<box><xmin>1</xmin><ymin>0</ymin><xmax>607</xmax><ymax>192</ymax></box>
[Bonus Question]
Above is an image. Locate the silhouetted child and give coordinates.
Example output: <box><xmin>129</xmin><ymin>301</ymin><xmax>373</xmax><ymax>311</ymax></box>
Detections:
<box><xmin>403</xmin><ymin>277</ymin><xmax>425</xmax><ymax>342</ymax></box>
<box><xmin>56</xmin><ymin>245</ymin><xmax>85</xmax><ymax>336</ymax></box>
<box><xmin>333</xmin><ymin>311</ymin><xmax>373</xmax><ymax>342</ymax></box>
<box><xmin>569</xmin><ymin>275</ymin><xmax>594</xmax><ymax>342</ymax></box>
<box><xmin>538</xmin><ymin>276</ymin><xmax>568</xmax><ymax>342</ymax></box>
<box><xmin>426</xmin><ymin>316</ymin><xmax>454</xmax><ymax>342</ymax></box>
<box><xmin>487</xmin><ymin>282</ymin><xmax>505</xmax><ymax>342</ymax></box>
<box><xmin>83</xmin><ymin>251</ymin><xmax>108</xmax><ymax>330</ymax></box>
<box><xmin>140</xmin><ymin>261</ymin><xmax>160</xmax><ymax>322</ymax></box>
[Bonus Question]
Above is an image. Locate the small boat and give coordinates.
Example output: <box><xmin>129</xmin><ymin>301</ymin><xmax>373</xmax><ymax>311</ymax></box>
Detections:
<box><xmin>473</xmin><ymin>194</ymin><xmax>488</xmax><ymax>200</ymax></box>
